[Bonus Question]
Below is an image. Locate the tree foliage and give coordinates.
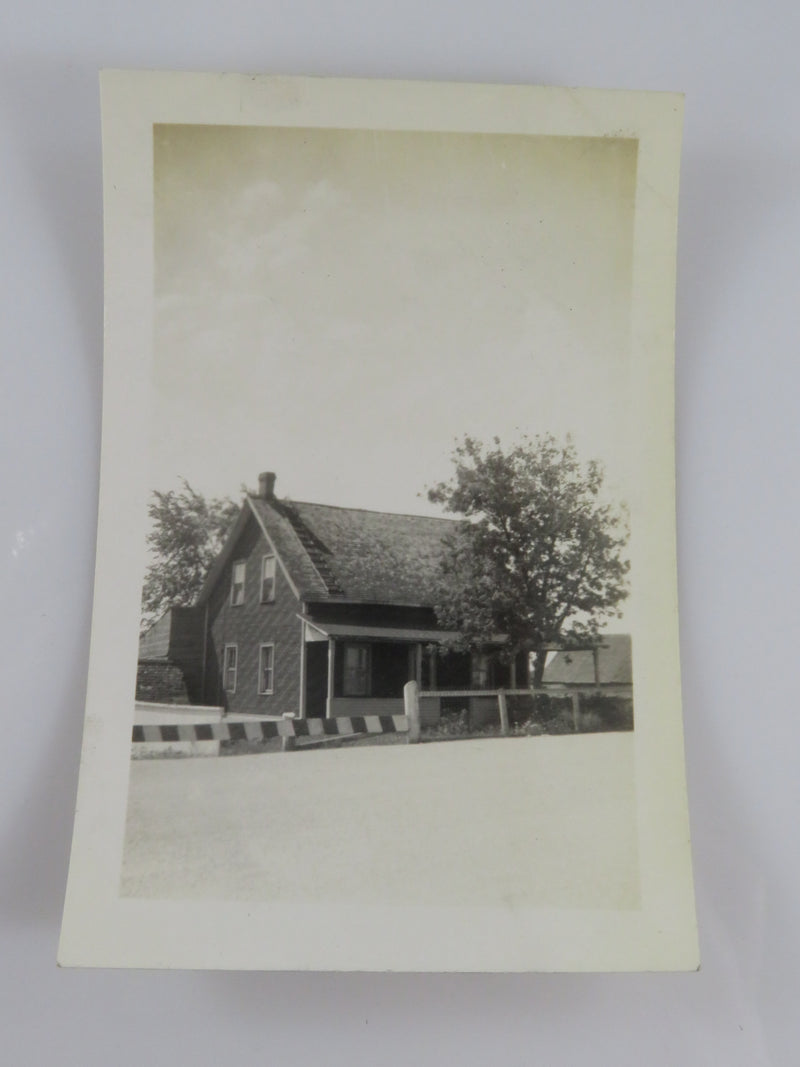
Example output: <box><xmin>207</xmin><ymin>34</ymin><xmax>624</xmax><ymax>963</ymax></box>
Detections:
<box><xmin>427</xmin><ymin>434</ymin><xmax>630</xmax><ymax>683</ymax></box>
<box><xmin>140</xmin><ymin>480</ymin><xmax>239</xmax><ymax>632</ymax></box>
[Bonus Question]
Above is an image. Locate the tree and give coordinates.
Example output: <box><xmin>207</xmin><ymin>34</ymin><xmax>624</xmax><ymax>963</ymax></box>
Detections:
<box><xmin>427</xmin><ymin>434</ymin><xmax>630</xmax><ymax>685</ymax></box>
<box><xmin>140</xmin><ymin>480</ymin><xmax>239</xmax><ymax>632</ymax></box>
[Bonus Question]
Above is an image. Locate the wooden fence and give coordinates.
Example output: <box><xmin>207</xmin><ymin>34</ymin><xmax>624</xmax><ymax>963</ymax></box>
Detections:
<box><xmin>406</xmin><ymin>681</ymin><xmax>632</xmax><ymax>738</ymax></box>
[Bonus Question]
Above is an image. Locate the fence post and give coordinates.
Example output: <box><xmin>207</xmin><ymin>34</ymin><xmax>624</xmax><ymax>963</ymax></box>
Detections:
<box><xmin>497</xmin><ymin>687</ymin><xmax>510</xmax><ymax>736</ymax></box>
<box><xmin>404</xmin><ymin>680</ymin><xmax>421</xmax><ymax>743</ymax></box>
<box><xmin>570</xmin><ymin>692</ymin><xmax>580</xmax><ymax>732</ymax></box>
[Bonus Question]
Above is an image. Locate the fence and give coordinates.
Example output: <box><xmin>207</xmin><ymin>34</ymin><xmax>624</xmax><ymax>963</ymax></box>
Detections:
<box><xmin>132</xmin><ymin>682</ymin><xmax>631</xmax><ymax>754</ymax></box>
<box><xmin>406</xmin><ymin>681</ymin><xmax>522</xmax><ymax>738</ymax></box>
<box><xmin>406</xmin><ymin>681</ymin><xmax>632</xmax><ymax>737</ymax></box>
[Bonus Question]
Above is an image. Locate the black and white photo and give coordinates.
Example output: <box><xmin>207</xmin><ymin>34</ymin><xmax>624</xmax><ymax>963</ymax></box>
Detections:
<box><xmin>59</xmin><ymin>71</ymin><xmax>697</xmax><ymax>972</ymax></box>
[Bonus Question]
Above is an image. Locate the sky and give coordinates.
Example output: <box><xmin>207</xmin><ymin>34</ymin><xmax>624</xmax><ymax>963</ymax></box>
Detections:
<box><xmin>151</xmin><ymin>125</ymin><xmax>637</xmax><ymax>516</ymax></box>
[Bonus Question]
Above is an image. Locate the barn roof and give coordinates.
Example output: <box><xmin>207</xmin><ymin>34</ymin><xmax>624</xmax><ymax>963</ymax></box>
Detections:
<box><xmin>198</xmin><ymin>490</ymin><xmax>460</xmax><ymax>606</ymax></box>
<box><xmin>542</xmin><ymin>634</ymin><xmax>632</xmax><ymax>686</ymax></box>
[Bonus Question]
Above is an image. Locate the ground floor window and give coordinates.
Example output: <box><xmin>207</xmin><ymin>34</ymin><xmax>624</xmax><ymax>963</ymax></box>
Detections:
<box><xmin>223</xmin><ymin>644</ymin><xmax>238</xmax><ymax>693</ymax></box>
<box><xmin>471</xmin><ymin>652</ymin><xmax>491</xmax><ymax>689</ymax></box>
<box><xmin>343</xmin><ymin>643</ymin><xmax>370</xmax><ymax>696</ymax></box>
<box><xmin>258</xmin><ymin>643</ymin><xmax>275</xmax><ymax>694</ymax></box>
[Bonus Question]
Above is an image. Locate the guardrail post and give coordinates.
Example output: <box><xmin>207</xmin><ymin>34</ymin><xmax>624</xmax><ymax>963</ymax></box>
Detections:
<box><xmin>497</xmin><ymin>687</ymin><xmax>510</xmax><ymax>736</ymax></box>
<box><xmin>404</xmin><ymin>680</ymin><xmax>421</xmax><ymax>743</ymax></box>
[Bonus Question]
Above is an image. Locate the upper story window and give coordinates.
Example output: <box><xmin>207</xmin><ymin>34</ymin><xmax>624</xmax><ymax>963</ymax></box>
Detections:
<box><xmin>260</xmin><ymin>554</ymin><xmax>276</xmax><ymax>603</ymax></box>
<box><xmin>343</xmin><ymin>643</ymin><xmax>370</xmax><ymax>697</ymax></box>
<box><xmin>230</xmin><ymin>560</ymin><xmax>246</xmax><ymax>606</ymax></box>
<box><xmin>223</xmin><ymin>645</ymin><xmax>238</xmax><ymax>693</ymax></box>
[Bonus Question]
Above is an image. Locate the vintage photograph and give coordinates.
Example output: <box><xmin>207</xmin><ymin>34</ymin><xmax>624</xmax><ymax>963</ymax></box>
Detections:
<box><xmin>124</xmin><ymin>123</ymin><xmax>637</xmax><ymax>902</ymax></box>
<box><xmin>60</xmin><ymin>73</ymin><xmax>696</xmax><ymax>971</ymax></box>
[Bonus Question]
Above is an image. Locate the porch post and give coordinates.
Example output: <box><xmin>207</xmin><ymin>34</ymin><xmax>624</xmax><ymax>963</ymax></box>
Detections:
<box><xmin>497</xmin><ymin>688</ymin><xmax>510</xmax><ymax>737</ymax></box>
<box><xmin>326</xmin><ymin>636</ymin><xmax>335</xmax><ymax>718</ymax></box>
<box><xmin>415</xmin><ymin>643</ymin><xmax>423</xmax><ymax>688</ymax></box>
<box><xmin>200</xmin><ymin>602</ymin><xmax>209</xmax><ymax>704</ymax></box>
<box><xmin>430</xmin><ymin>646</ymin><xmax>437</xmax><ymax>689</ymax></box>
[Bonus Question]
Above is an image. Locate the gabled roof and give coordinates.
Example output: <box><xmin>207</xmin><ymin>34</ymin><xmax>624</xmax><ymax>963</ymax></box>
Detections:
<box><xmin>542</xmin><ymin>634</ymin><xmax>632</xmax><ymax>686</ymax></box>
<box><xmin>197</xmin><ymin>493</ymin><xmax>460</xmax><ymax>607</ymax></box>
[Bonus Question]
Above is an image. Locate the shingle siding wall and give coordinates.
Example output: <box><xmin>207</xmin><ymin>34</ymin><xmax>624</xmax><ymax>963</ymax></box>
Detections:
<box><xmin>138</xmin><ymin>607</ymin><xmax>206</xmax><ymax>703</ymax></box>
<box><xmin>204</xmin><ymin>516</ymin><xmax>302</xmax><ymax>715</ymax></box>
<box><xmin>169</xmin><ymin>607</ymin><xmax>205</xmax><ymax>703</ymax></box>
<box><xmin>138</xmin><ymin>612</ymin><xmax>172</xmax><ymax>658</ymax></box>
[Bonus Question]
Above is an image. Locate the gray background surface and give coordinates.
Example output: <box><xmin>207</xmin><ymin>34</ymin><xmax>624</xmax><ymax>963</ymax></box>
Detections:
<box><xmin>1</xmin><ymin>2</ymin><xmax>798</xmax><ymax>1064</ymax></box>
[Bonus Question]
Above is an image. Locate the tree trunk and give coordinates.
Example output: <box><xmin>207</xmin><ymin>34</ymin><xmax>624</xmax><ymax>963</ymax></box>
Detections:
<box><xmin>531</xmin><ymin>647</ymin><xmax>547</xmax><ymax>687</ymax></box>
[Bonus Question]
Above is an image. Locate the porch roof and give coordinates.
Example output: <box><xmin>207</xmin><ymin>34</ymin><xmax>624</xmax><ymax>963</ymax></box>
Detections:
<box><xmin>300</xmin><ymin>616</ymin><xmax>463</xmax><ymax>644</ymax></box>
<box><xmin>301</xmin><ymin>616</ymin><xmax>510</xmax><ymax>646</ymax></box>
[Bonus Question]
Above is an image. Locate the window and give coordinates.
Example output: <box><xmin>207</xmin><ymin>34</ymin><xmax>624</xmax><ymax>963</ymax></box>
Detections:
<box><xmin>343</xmin><ymin>643</ymin><xmax>370</xmax><ymax>696</ymax></box>
<box><xmin>230</xmin><ymin>560</ymin><xmax>246</xmax><ymax>606</ymax></box>
<box><xmin>471</xmin><ymin>652</ymin><xmax>491</xmax><ymax>690</ymax></box>
<box><xmin>260</xmin><ymin>554</ymin><xmax>276</xmax><ymax>603</ymax></box>
<box><xmin>258</xmin><ymin>644</ymin><xmax>275</xmax><ymax>694</ymax></box>
<box><xmin>223</xmin><ymin>645</ymin><xmax>238</xmax><ymax>693</ymax></box>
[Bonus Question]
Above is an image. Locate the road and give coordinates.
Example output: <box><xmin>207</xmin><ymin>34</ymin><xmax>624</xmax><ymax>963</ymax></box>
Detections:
<box><xmin>121</xmin><ymin>733</ymin><xmax>639</xmax><ymax>910</ymax></box>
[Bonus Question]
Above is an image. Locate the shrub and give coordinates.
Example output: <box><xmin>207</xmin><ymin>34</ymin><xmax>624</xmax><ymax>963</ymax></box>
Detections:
<box><xmin>543</xmin><ymin>709</ymin><xmax>576</xmax><ymax>735</ymax></box>
<box><xmin>581</xmin><ymin>694</ymin><xmax>634</xmax><ymax>731</ymax></box>
<box><xmin>507</xmin><ymin>694</ymin><xmax>535</xmax><ymax>727</ymax></box>
<box><xmin>578</xmin><ymin>711</ymin><xmax>604</xmax><ymax>733</ymax></box>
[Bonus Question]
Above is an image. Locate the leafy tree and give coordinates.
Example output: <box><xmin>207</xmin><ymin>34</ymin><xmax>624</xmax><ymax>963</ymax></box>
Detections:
<box><xmin>427</xmin><ymin>434</ymin><xmax>630</xmax><ymax>685</ymax></box>
<box><xmin>140</xmin><ymin>480</ymin><xmax>239</xmax><ymax>632</ymax></box>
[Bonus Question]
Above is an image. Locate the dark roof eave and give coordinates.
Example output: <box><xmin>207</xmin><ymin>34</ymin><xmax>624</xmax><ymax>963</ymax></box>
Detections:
<box><xmin>302</xmin><ymin>595</ymin><xmax>437</xmax><ymax>609</ymax></box>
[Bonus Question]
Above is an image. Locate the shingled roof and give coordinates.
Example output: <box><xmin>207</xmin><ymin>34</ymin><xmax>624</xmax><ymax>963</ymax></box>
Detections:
<box><xmin>250</xmin><ymin>496</ymin><xmax>459</xmax><ymax>604</ymax></box>
<box><xmin>195</xmin><ymin>474</ymin><xmax>461</xmax><ymax>607</ymax></box>
<box><xmin>542</xmin><ymin>634</ymin><xmax>632</xmax><ymax>686</ymax></box>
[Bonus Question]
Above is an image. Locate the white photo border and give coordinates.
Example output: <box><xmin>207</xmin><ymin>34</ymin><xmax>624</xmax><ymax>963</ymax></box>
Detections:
<box><xmin>58</xmin><ymin>71</ymin><xmax>697</xmax><ymax>972</ymax></box>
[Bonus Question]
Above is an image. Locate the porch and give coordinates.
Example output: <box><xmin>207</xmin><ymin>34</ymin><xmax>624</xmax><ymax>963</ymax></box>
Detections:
<box><xmin>299</xmin><ymin>616</ymin><xmax>528</xmax><ymax>722</ymax></box>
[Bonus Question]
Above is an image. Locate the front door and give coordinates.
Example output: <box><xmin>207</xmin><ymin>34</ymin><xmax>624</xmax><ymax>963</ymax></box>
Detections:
<box><xmin>304</xmin><ymin>641</ymin><xmax>328</xmax><ymax>717</ymax></box>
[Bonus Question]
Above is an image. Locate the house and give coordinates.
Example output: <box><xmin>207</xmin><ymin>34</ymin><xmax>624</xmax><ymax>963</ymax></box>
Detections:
<box><xmin>542</xmin><ymin>634</ymin><xmax>632</xmax><ymax>689</ymax></box>
<box><xmin>540</xmin><ymin>634</ymin><xmax>633</xmax><ymax>732</ymax></box>
<box><xmin>137</xmin><ymin>605</ymin><xmax>204</xmax><ymax>704</ymax></box>
<box><xmin>141</xmin><ymin>471</ymin><xmax>529</xmax><ymax>719</ymax></box>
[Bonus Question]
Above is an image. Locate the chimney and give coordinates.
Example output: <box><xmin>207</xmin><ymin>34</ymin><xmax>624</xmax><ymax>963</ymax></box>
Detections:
<box><xmin>258</xmin><ymin>471</ymin><xmax>276</xmax><ymax>499</ymax></box>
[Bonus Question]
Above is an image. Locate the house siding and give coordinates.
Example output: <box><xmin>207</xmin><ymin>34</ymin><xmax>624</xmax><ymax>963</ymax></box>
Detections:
<box><xmin>204</xmin><ymin>515</ymin><xmax>302</xmax><ymax>715</ymax></box>
<box><xmin>138</xmin><ymin>607</ymin><xmax>206</xmax><ymax>703</ymax></box>
<box><xmin>328</xmin><ymin>697</ymin><xmax>405</xmax><ymax>718</ymax></box>
<box><xmin>167</xmin><ymin>607</ymin><xmax>205</xmax><ymax>702</ymax></box>
<box><xmin>138</xmin><ymin>612</ymin><xmax>172</xmax><ymax>658</ymax></box>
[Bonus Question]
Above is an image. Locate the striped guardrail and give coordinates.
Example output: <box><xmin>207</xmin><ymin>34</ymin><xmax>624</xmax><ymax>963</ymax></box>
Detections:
<box><xmin>132</xmin><ymin>714</ymin><xmax>409</xmax><ymax>743</ymax></box>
